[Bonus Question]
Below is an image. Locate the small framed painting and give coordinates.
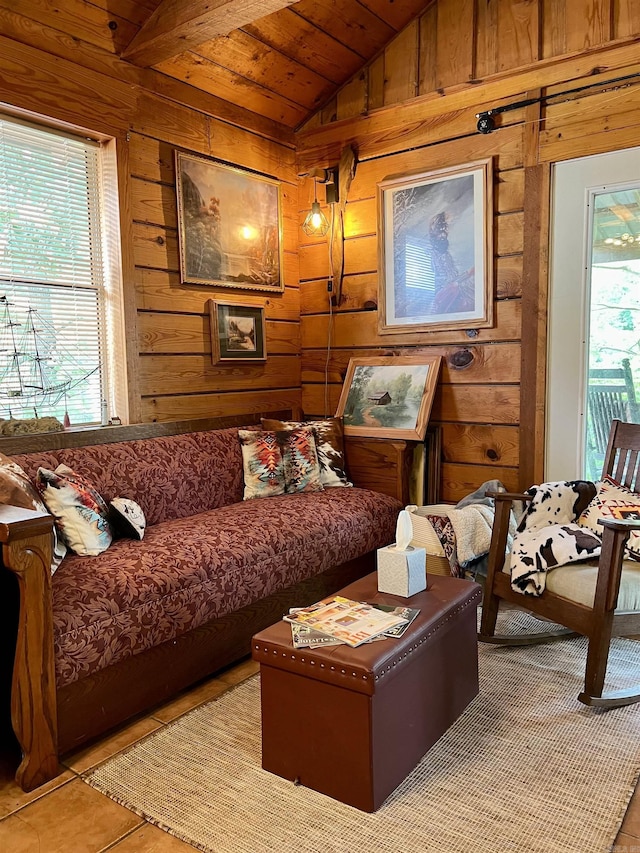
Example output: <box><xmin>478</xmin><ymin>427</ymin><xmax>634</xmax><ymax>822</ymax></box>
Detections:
<box><xmin>208</xmin><ymin>300</ymin><xmax>267</xmax><ymax>364</ymax></box>
<box><xmin>335</xmin><ymin>355</ymin><xmax>442</xmax><ymax>440</ymax></box>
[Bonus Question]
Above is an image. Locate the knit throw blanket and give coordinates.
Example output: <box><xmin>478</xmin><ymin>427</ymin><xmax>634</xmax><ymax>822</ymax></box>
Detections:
<box><xmin>510</xmin><ymin>480</ymin><xmax>602</xmax><ymax>597</ymax></box>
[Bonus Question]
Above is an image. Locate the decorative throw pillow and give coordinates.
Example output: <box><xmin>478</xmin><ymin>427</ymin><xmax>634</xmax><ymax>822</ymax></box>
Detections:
<box><xmin>238</xmin><ymin>429</ymin><xmax>287</xmax><ymax>500</ymax></box>
<box><xmin>0</xmin><ymin>452</ymin><xmax>67</xmax><ymax>573</ymax></box>
<box><xmin>578</xmin><ymin>476</ymin><xmax>640</xmax><ymax>560</ymax></box>
<box><xmin>278</xmin><ymin>427</ymin><xmax>324</xmax><ymax>495</ymax></box>
<box><xmin>36</xmin><ymin>464</ymin><xmax>113</xmax><ymax>556</ymax></box>
<box><xmin>261</xmin><ymin>417</ymin><xmax>352</xmax><ymax>487</ymax></box>
<box><xmin>108</xmin><ymin>497</ymin><xmax>146</xmax><ymax>541</ymax></box>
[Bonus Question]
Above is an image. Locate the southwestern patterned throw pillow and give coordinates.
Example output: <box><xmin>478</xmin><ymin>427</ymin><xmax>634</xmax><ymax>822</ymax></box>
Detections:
<box><xmin>278</xmin><ymin>426</ymin><xmax>324</xmax><ymax>494</ymax></box>
<box><xmin>238</xmin><ymin>427</ymin><xmax>324</xmax><ymax>499</ymax></box>
<box><xmin>578</xmin><ymin>476</ymin><xmax>640</xmax><ymax>560</ymax></box>
<box><xmin>0</xmin><ymin>452</ymin><xmax>67</xmax><ymax>573</ymax></box>
<box><xmin>261</xmin><ymin>416</ymin><xmax>352</xmax><ymax>487</ymax></box>
<box><xmin>238</xmin><ymin>429</ymin><xmax>287</xmax><ymax>500</ymax></box>
<box><xmin>36</xmin><ymin>464</ymin><xmax>113</xmax><ymax>556</ymax></box>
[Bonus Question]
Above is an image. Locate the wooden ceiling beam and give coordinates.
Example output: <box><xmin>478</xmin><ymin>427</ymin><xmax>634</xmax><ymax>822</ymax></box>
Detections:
<box><xmin>122</xmin><ymin>0</ymin><xmax>297</xmax><ymax>67</ymax></box>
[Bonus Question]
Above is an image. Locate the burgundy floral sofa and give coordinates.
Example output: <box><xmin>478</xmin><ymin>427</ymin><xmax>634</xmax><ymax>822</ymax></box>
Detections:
<box><xmin>0</xmin><ymin>417</ymin><xmax>403</xmax><ymax>791</ymax></box>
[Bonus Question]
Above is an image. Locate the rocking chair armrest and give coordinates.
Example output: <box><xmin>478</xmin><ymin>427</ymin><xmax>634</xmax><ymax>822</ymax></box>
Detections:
<box><xmin>595</xmin><ymin>520</ymin><xmax>640</xmax><ymax>613</ymax></box>
<box><xmin>598</xmin><ymin>517</ymin><xmax>640</xmax><ymax>533</ymax></box>
<box><xmin>485</xmin><ymin>490</ymin><xmax>531</xmax><ymax>503</ymax></box>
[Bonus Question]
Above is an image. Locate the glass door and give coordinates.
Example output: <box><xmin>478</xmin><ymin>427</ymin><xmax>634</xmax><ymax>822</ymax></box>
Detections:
<box><xmin>547</xmin><ymin>147</ymin><xmax>640</xmax><ymax>481</ymax></box>
<box><xmin>585</xmin><ymin>188</ymin><xmax>640</xmax><ymax>479</ymax></box>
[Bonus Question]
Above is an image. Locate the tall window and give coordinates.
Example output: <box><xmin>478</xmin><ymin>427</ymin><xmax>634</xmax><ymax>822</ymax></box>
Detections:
<box><xmin>0</xmin><ymin>115</ymin><xmax>123</xmax><ymax>426</ymax></box>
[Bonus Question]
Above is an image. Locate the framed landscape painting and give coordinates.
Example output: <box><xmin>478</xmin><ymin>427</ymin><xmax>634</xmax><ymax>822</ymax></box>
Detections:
<box><xmin>377</xmin><ymin>159</ymin><xmax>493</xmax><ymax>334</ymax></box>
<box><xmin>335</xmin><ymin>356</ymin><xmax>442</xmax><ymax>440</ymax></box>
<box><xmin>175</xmin><ymin>151</ymin><xmax>284</xmax><ymax>293</ymax></box>
<box><xmin>208</xmin><ymin>299</ymin><xmax>267</xmax><ymax>364</ymax></box>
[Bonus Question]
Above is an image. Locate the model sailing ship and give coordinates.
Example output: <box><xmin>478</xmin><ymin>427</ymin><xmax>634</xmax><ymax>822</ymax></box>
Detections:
<box><xmin>0</xmin><ymin>295</ymin><xmax>98</xmax><ymax>432</ymax></box>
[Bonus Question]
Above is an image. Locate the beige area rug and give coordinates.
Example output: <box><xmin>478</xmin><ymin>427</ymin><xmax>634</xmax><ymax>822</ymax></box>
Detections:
<box><xmin>84</xmin><ymin>612</ymin><xmax>640</xmax><ymax>853</ymax></box>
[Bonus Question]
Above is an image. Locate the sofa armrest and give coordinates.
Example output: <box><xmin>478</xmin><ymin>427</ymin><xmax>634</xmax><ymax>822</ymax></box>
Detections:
<box><xmin>344</xmin><ymin>437</ymin><xmax>412</xmax><ymax>504</ymax></box>
<box><xmin>0</xmin><ymin>506</ymin><xmax>58</xmax><ymax>791</ymax></box>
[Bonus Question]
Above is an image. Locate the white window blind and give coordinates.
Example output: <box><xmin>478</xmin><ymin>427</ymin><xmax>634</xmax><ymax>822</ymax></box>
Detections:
<box><xmin>405</xmin><ymin>239</ymin><xmax>435</xmax><ymax>294</ymax></box>
<box><xmin>0</xmin><ymin>116</ymin><xmax>107</xmax><ymax>425</ymax></box>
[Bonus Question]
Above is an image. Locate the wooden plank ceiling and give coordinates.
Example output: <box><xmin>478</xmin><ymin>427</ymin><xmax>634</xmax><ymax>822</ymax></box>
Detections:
<box><xmin>6</xmin><ymin>0</ymin><xmax>431</xmax><ymax>131</ymax></box>
<box><xmin>130</xmin><ymin>0</ymin><xmax>431</xmax><ymax>129</ymax></box>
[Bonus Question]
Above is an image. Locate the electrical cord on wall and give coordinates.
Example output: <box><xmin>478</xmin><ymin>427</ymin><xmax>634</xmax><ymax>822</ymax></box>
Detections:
<box><xmin>324</xmin><ymin>204</ymin><xmax>336</xmax><ymax>418</ymax></box>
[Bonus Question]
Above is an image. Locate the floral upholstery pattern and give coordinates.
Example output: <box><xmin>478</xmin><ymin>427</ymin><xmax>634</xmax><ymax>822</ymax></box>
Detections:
<box><xmin>12</xmin><ymin>428</ymin><xmax>245</xmax><ymax>527</ymax></box>
<box><xmin>50</xmin><ymin>487</ymin><xmax>401</xmax><ymax>688</ymax></box>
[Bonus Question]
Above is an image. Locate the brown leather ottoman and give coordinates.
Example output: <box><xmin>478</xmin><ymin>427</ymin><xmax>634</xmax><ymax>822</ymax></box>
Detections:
<box><xmin>251</xmin><ymin>572</ymin><xmax>481</xmax><ymax>812</ymax></box>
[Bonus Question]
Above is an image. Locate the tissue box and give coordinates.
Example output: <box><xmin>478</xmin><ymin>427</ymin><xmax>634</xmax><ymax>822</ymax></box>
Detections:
<box><xmin>377</xmin><ymin>544</ymin><xmax>427</xmax><ymax>597</ymax></box>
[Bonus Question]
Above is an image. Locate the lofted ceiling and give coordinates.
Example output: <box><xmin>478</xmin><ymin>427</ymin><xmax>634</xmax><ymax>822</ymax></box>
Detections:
<box><xmin>124</xmin><ymin>0</ymin><xmax>431</xmax><ymax>130</ymax></box>
<box><xmin>123</xmin><ymin>0</ymin><xmax>431</xmax><ymax>130</ymax></box>
<box><xmin>3</xmin><ymin>0</ymin><xmax>431</xmax><ymax>132</ymax></box>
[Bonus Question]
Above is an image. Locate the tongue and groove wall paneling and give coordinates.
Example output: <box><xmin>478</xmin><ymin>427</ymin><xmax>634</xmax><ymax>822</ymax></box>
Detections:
<box><xmin>298</xmin><ymin>127</ymin><xmax>524</xmax><ymax>501</ymax></box>
<box><xmin>130</xmin><ymin>93</ymin><xmax>301</xmax><ymax>423</ymax></box>
<box><xmin>0</xmin><ymin>3</ymin><xmax>300</xmax><ymax>426</ymax></box>
<box><xmin>297</xmin><ymin>0</ymin><xmax>640</xmax><ymax>501</ymax></box>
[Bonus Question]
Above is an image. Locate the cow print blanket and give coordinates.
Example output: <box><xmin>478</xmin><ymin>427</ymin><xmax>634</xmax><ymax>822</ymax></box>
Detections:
<box><xmin>510</xmin><ymin>480</ymin><xmax>602</xmax><ymax>596</ymax></box>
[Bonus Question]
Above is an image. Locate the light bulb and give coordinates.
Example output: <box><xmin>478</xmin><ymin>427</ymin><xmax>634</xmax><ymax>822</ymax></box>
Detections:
<box><xmin>302</xmin><ymin>200</ymin><xmax>330</xmax><ymax>237</ymax></box>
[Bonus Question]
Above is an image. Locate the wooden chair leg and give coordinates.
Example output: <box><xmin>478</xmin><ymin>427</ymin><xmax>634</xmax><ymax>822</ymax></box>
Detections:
<box><xmin>479</xmin><ymin>589</ymin><xmax>500</xmax><ymax>639</ymax></box>
<box><xmin>579</xmin><ymin>620</ymin><xmax>640</xmax><ymax>708</ymax></box>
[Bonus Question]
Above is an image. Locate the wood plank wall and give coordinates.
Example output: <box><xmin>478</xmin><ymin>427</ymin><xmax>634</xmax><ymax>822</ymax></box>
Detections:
<box><xmin>0</xmin><ymin>3</ymin><xmax>301</xmax><ymax>426</ymax></box>
<box><xmin>296</xmin><ymin>0</ymin><xmax>640</xmax><ymax>502</ymax></box>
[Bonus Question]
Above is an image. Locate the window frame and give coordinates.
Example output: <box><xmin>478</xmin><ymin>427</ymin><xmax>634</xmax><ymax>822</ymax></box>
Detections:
<box><xmin>0</xmin><ymin>110</ymin><xmax>129</xmax><ymax>427</ymax></box>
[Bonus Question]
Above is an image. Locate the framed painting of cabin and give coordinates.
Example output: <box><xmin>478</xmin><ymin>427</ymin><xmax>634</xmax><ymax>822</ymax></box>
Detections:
<box><xmin>208</xmin><ymin>299</ymin><xmax>267</xmax><ymax>364</ymax></box>
<box><xmin>175</xmin><ymin>152</ymin><xmax>284</xmax><ymax>293</ymax></box>
<box><xmin>377</xmin><ymin>159</ymin><xmax>493</xmax><ymax>334</ymax></box>
<box><xmin>335</xmin><ymin>355</ymin><xmax>442</xmax><ymax>440</ymax></box>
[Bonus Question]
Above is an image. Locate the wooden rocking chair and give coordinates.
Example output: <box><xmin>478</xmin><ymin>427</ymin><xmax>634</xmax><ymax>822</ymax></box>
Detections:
<box><xmin>479</xmin><ymin>419</ymin><xmax>640</xmax><ymax>709</ymax></box>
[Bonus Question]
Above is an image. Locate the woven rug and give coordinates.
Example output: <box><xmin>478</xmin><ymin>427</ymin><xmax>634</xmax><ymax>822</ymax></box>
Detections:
<box><xmin>84</xmin><ymin>612</ymin><xmax>640</xmax><ymax>853</ymax></box>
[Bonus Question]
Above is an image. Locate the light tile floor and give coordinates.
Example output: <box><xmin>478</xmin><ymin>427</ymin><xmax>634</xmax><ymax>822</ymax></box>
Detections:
<box><xmin>0</xmin><ymin>656</ymin><xmax>638</xmax><ymax>852</ymax></box>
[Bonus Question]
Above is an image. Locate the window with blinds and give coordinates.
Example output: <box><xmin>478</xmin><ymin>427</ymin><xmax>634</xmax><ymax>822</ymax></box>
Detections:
<box><xmin>405</xmin><ymin>238</ymin><xmax>435</xmax><ymax>296</ymax></box>
<box><xmin>0</xmin><ymin>116</ymin><xmax>108</xmax><ymax>426</ymax></box>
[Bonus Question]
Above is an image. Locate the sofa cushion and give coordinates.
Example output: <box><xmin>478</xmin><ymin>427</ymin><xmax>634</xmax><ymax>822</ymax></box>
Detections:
<box><xmin>36</xmin><ymin>464</ymin><xmax>113</xmax><ymax>556</ymax></box>
<box><xmin>239</xmin><ymin>427</ymin><xmax>324</xmax><ymax>498</ymax></box>
<box><xmin>109</xmin><ymin>498</ymin><xmax>146</xmax><ymax>541</ymax></box>
<box><xmin>280</xmin><ymin>427</ymin><xmax>324</xmax><ymax>494</ymax></box>
<box><xmin>578</xmin><ymin>477</ymin><xmax>640</xmax><ymax>560</ymax></box>
<box><xmin>51</xmin><ymin>488</ymin><xmax>401</xmax><ymax>688</ymax></box>
<box><xmin>238</xmin><ymin>429</ymin><xmax>286</xmax><ymax>499</ymax></box>
<box><xmin>261</xmin><ymin>417</ymin><xmax>351</xmax><ymax>488</ymax></box>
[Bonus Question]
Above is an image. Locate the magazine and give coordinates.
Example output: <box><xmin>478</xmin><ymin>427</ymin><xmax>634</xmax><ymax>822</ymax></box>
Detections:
<box><xmin>290</xmin><ymin>623</ymin><xmax>344</xmax><ymax>649</ymax></box>
<box><xmin>283</xmin><ymin>595</ymin><xmax>409</xmax><ymax>648</ymax></box>
<box><xmin>368</xmin><ymin>604</ymin><xmax>420</xmax><ymax>638</ymax></box>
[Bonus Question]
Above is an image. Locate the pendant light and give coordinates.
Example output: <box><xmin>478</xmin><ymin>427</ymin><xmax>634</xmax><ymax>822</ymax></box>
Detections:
<box><xmin>302</xmin><ymin>177</ymin><xmax>330</xmax><ymax>237</ymax></box>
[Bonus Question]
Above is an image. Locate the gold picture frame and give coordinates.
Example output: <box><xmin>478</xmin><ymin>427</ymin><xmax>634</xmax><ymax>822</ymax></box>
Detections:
<box><xmin>208</xmin><ymin>299</ymin><xmax>267</xmax><ymax>365</ymax></box>
<box><xmin>377</xmin><ymin>159</ymin><xmax>493</xmax><ymax>334</ymax></box>
<box><xmin>175</xmin><ymin>151</ymin><xmax>284</xmax><ymax>292</ymax></box>
<box><xmin>335</xmin><ymin>355</ymin><xmax>442</xmax><ymax>440</ymax></box>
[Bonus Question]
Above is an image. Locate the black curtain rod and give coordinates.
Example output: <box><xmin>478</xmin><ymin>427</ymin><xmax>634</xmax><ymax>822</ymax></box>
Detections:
<box><xmin>475</xmin><ymin>71</ymin><xmax>640</xmax><ymax>133</ymax></box>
